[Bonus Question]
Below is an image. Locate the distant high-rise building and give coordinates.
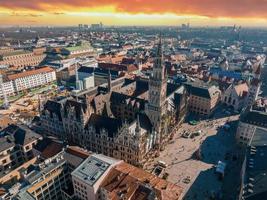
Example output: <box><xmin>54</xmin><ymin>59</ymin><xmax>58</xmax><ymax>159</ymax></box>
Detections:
<box><xmin>78</xmin><ymin>24</ymin><xmax>83</xmax><ymax>30</ymax></box>
<box><xmin>91</xmin><ymin>22</ymin><xmax>103</xmax><ymax>29</ymax></box>
<box><xmin>181</xmin><ymin>23</ymin><xmax>190</xmax><ymax>29</ymax></box>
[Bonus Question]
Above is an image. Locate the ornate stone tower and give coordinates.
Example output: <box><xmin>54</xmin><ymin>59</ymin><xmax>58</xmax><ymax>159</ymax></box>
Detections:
<box><xmin>246</xmin><ymin>65</ymin><xmax>262</xmax><ymax>108</ymax></box>
<box><xmin>146</xmin><ymin>37</ymin><xmax>167</xmax><ymax>146</ymax></box>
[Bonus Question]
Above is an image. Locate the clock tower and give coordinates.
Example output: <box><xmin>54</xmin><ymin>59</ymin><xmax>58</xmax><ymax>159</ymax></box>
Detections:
<box><xmin>146</xmin><ymin>37</ymin><xmax>168</xmax><ymax>146</ymax></box>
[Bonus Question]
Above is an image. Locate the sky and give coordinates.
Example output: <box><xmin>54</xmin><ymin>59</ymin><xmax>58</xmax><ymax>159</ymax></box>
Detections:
<box><xmin>0</xmin><ymin>0</ymin><xmax>267</xmax><ymax>27</ymax></box>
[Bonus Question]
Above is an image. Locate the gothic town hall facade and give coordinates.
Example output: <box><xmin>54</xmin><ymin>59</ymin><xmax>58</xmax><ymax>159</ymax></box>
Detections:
<box><xmin>40</xmin><ymin>40</ymin><xmax>188</xmax><ymax>167</ymax></box>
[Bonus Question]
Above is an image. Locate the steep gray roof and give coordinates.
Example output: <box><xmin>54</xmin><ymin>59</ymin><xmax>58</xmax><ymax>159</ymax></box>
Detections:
<box><xmin>86</xmin><ymin>114</ymin><xmax>123</xmax><ymax>138</ymax></box>
<box><xmin>240</xmin><ymin>110</ymin><xmax>267</xmax><ymax>128</ymax></box>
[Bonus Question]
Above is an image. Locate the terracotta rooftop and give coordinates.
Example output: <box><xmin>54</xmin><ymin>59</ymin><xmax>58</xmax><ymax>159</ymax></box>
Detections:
<box><xmin>0</xmin><ymin>115</ymin><xmax>13</xmax><ymax>130</ymax></box>
<box><xmin>234</xmin><ymin>83</ymin><xmax>249</xmax><ymax>97</ymax></box>
<box><xmin>65</xmin><ymin>146</ymin><xmax>91</xmax><ymax>159</ymax></box>
<box><xmin>101</xmin><ymin>162</ymin><xmax>183</xmax><ymax>200</ymax></box>
<box><xmin>7</xmin><ymin>66</ymin><xmax>54</xmax><ymax>81</ymax></box>
<box><xmin>41</xmin><ymin>141</ymin><xmax>63</xmax><ymax>159</ymax></box>
<box><xmin>97</xmin><ymin>55</ymin><xmax>124</xmax><ymax>64</ymax></box>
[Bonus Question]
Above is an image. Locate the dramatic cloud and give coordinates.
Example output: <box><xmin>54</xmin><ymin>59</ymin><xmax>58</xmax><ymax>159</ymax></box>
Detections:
<box><xmin>0</xmin><ymin>0</ymin><xmax>267</xmax><ymax>18</ymax></box>
<box><xmin>52</xmin><ymin>12</ymin><xmax>65</xmax><ymax>15</ymax></box>
<box><xmin>0</xmin><ymin>0</ymin><xmax>266</xmax><ymax>26</ymax></box>
<box><xmin>10</xmin><ymin>12</ymin><xmax>43</xmax><ymax>17</ymax></box>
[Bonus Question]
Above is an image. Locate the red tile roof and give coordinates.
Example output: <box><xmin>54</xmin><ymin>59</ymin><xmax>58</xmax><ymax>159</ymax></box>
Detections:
<box><xmin>7</xmin><ymin>66</ymin><xmax>54</xmax><ymax>81</ymax></box>
<box><xmin>65</xmin><ymin>146</ymin><xmax>91</xmax><ymax>159</ymax></box>
<box><xmin>101</xmin><ymin>162</ymin><xmax>183</xmax><ymax>200</ymax></box>
<box><xmin>41</xmin><ymin>141</ymin><xmax>63</xmax><ymax>159</ymax></box>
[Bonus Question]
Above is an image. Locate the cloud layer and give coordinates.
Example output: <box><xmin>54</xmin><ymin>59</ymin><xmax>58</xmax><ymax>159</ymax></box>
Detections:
<box><xmin>0</xmin><ymin>0</ymin><xmax>267</xmax><ymax>18</ymax></box>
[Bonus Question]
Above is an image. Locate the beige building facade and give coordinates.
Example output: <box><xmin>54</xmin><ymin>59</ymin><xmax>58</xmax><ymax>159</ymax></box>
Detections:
<box><xmin>188</xmin><ymin>84</ymin><xmax>221</xmax><ymax>117</ymax></box>
<box><xmin>0</xmin><ymin>48</ymin><xmax>46</xmax><ymax>68</ymax></box>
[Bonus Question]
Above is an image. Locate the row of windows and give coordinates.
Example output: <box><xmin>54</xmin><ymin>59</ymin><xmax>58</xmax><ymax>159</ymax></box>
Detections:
<box><xmin>3</xmin><ymin>53</ymin><xmax>34</xmax><ymax>60</ymax></box>
<box><xmin>190</xmin><ymin>106</ymin><xmax>208</xmax><ymax>113</ymax></box>
<box><xmin>73</xmin><ymin>180</ymin><xmax>88</xmax><ymax>200</ymax></box>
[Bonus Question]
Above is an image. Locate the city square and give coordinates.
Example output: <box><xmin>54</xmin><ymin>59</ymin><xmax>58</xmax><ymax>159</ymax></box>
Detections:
<box><xmin>0</xmin><ymin>6</ymin><xmax>267</xmax><ymax>200</ymax></box>
<box><xmin>146</xmin><ymin>109</ymin><xmax>243</xmax><ymax>200</ymax></box>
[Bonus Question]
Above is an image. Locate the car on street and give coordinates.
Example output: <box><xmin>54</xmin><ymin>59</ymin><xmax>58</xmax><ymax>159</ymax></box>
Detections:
<box><xmin>157</xmin><ymin>160</ymin><xmax>168</xmax><ymax>168</ymax></box>
<box><xmin>189</xmin><ymin>120</ymin><xmax>199</xmax><ymax>125</ymax></box>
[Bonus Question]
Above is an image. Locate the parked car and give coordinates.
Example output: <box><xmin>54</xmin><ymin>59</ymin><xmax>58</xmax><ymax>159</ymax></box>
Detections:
<box><xmin>157</xmin><ymin>160</ymin><xmax>168</xmax><ymax>168</ymax></box>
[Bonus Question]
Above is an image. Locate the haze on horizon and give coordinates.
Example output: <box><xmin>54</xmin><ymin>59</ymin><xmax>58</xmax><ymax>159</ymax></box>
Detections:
<box><xmin>0</xmin><ymin>0</ymin><xmax>267</xmax><ymax>27</ymax></box>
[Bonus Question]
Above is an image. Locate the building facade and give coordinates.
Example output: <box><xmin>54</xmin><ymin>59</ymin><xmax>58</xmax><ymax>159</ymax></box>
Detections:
<box><xmin>222</xmin><ymin>82</ymin><xmax>248</xmax><ymax>111</ymax></box>
<box><xmin>1</xmin><ymin>66</ymin><xmax>56</xmax><ymax>96</ymax></box>
<box><xmin>239</xmin><ymin>128</ymin><xmax>267</xmax><ymax>200</ymax></box>
<box><xmin>0</xmin><ymin>125</ymin><xmax>42</xmax><ymax>179</ymax></box>
<box><xmin>71</xmin><ymin>154</ymin><xmax>183</xmax><ymax>200</ymax></box>
<box><xmin>71</xmin><ymin>154</ymin><xmax>120</xmax><ymax>200</ymax></box>
<box><xmin>40</xmin><ymin>40</ymin><xmax>188</xmax><ymax>167</ymax></box>
<box><xmin>145</xmin><ymin>38</ymin><xmax>168</xmax><ymax>147</ymax></box>
<box><xmin>0</xmin><ymin>78</ymin><xmax>15</xmax><ymax>97</ymax></box>
<box><xmin>187</xmin><ymin>83</ymin><xmax>221</xmax><ymax>117</ymax></box>
<box><xmin>236</xmin><ymin>108</ymin><xmax>267</xmax><ymax>145</ymax></box>
<box><xmin>1</xmin><ymin>146</ymin><xmax>89</xmax><ymax>200</ymax></box>
<box><xmin>0</xmin><ymin>48</ymin><xmax>46</xmax><ymax>68</ymax></box>
<box><xmin>246</xmin><ymin>78</ymin><xmax>261</xmax><ymax>108</ymax></box>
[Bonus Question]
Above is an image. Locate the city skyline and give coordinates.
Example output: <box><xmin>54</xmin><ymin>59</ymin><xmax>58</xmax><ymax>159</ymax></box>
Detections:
<box><xmin>1</xmin><ymin>2</ymin><xmax>267</xmax><ymax>198</ymax></box>
<box><xmin>0</xmin><ymin>0</ymin><xmax>267</xmax><ymax>27</ymax></box>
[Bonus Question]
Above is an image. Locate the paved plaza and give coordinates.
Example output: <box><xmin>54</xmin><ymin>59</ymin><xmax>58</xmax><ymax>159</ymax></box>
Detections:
<box><xmin>146</xmin><ymin>109</ymin><xmax>243</xmax><ymax>200</ymax></box>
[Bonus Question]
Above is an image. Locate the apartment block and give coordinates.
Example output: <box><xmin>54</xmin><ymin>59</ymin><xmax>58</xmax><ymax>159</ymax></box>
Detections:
<box><xmin>1</xmin><ymin>146</ymin><xmax>90</xmax><ymax>200</ymax></box>
<box><xmin>0</xmin><ymin>66</ymin><xmax>56</xmax><ymax>97</ymax></box>
<box><xmin>71</xmin><ymin>154</ymin><xmax>184</xmax><ymax>200</ymax></box>
<box><xmin>0</xmin><ymin>124</ymin><xmax>42</xmax><ymax>176</ymax></box>
<box><xmin>239</xmin><ymin>128</ymin><xmax>267</xmax><ymax>199</ymax></box>
<box><xmin>71</xmin><ymin>154</ymin><xmax>120</xmax><ymax>200</ymax></box>
<box><xmin>186</xmin><ymin>83</ymin><xmax>221</xmax><ymax>117</ymax></box>
<box><xmin>0</xmin><ymin>48</ymin><xmax>46</xmax><ymax>68</ymax></box>
<box><xmin>236</xmin><ymin>108</ymin><xmax>267</xmax><ymax>145</ymax></box>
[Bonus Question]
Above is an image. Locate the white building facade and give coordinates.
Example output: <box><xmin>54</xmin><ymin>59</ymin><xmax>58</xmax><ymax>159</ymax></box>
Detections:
<box><xmin>0</xmin><ymin>67</ymin><xmax>56</xmax><ymax>98</ymax></box>
<box><xmin>222</xmin><ymin>83</ymin><xmax>248</xmax><ymax>111</ymax></box>
<box><xmin>0</xmin><ymin>80</ymin><xmax>15</xmax><ymax>97</ymax></box>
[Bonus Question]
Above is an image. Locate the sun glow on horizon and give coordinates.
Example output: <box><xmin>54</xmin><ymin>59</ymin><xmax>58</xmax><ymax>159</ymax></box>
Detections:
<box><xmin>0</xmin><ymin>1</ymin><xmax>267</xmax><ymax>27</ymax></box>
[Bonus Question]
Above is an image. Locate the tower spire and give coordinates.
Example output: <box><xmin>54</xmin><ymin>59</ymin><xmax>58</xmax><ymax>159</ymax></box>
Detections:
<box><xmin>75</xmin><ymin>64</ymin><xmax>82</xmax><ymax>90</ymax></box>
<box><xmin>108</xmin><ymin>69</ymin><xmax>112</xmax><ymax>92</ymax></box>
<box><xmin>145</xmin><ymin>33</ymin><xmax>168</xmax><ymax>148</ymax></box>
<box><xmin>135</xmin><ymin>114</ymin><xmax>141</xmax><ymax>137</ymax></box>
<box><xmin>156</xmin><ymin>33</ymin><xmax>163</xmax><ymax>61</ymax></box>
<box><xmin>136</xmin><ymin>114</ymin><xmax>140</xmax><ymax>130</ymax></box>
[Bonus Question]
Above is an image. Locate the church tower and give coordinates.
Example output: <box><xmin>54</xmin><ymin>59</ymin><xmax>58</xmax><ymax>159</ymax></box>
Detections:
<box><xmin>146</xmin><ymin>36</ymin><xmax>167</xmax><ymax>146</ymax></box>
<box><xmin>246</xmin><ymin>65</ymin><xmax>262</xmax><ymax>108</ymax></box>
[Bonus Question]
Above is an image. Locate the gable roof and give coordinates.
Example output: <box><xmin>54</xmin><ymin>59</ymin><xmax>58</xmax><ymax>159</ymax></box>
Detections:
<box><xmin>86</xmin><ymin>114</ymin><xmax>123</xmax><ymax>138</ymax></box>
<box><xmin>7</xmin><ymin>67</ymin><xmax>54</xmax><ymax>81</ymax></box>
<box><xmin>101</xmin><ymin>162</ymin><xmax>183</xmax><ymax>200</ymax></box>
<box><xmin>240</xmin><ymin>110</ymin><xmax>267</xmax><ymax>128</ymax></box>
<box><xmin>0</xmin><ymin>124</ymin><xmax>42</xmax><ymax>147</ymax></box>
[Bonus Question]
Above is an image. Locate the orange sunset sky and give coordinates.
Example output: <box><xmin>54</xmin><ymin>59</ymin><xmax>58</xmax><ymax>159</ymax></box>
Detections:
<box><xmin>0</xmin><ymin>0</ymin><xmax>267</xmax><ymax>27</ymax></box>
